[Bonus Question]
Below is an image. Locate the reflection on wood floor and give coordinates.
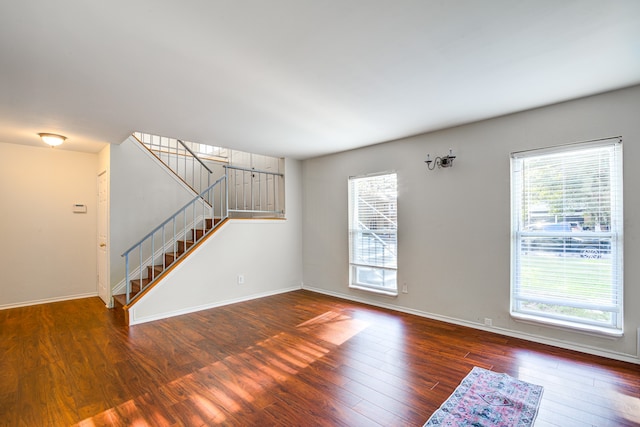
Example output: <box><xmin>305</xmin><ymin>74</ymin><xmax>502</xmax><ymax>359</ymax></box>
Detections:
<box><xmin>1</xmin><ymin>290</ymin><xmax>638</xmax><ymax>426</ymax></box>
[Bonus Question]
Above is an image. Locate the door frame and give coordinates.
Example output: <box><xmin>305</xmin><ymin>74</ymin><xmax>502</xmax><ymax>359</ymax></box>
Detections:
<box><xmin>97</xmin><ymin>170</ymin><xmax>111</xmax><ymax>306</ymax></box>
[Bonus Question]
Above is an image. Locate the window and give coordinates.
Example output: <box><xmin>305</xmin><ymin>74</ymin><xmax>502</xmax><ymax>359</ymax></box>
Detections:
<box><xmin>349</xmin><ymin>173</ymin><xmax>398</xmax><ymax>295</ymax></box>
<box><xmin>511</xmin><ymin>138</ymin><xmax>623</xmax><ymax>335</ymax></box>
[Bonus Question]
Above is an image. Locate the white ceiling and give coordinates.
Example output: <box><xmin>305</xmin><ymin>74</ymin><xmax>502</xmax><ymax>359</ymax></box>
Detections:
<box><xmin>1</xmin><ymin>1</ymin><xmax>639</xmax><ymax>158</ymax></box>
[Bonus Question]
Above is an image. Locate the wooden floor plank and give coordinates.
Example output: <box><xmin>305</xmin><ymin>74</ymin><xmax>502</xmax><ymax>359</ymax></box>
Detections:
<box><xmin>0</xmin><ymin>290</ymin><xmax>638</xmax><ymax>426</ymax></box>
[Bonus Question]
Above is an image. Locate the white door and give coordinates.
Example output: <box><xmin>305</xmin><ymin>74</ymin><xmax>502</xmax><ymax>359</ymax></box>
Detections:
<box><xmin>97</xmin><ymin>171</ymin><xmax>109</xmax><ymax>305</ymax></box>
<box><xmin>232</xmin><ymin>151</ymin><xmax>251</xmax><ymax>210</ymax></box>
<box><xmin>251</xmin><ymin>155</ymin><xmax>276</xmax><ymax>212</ymax></box>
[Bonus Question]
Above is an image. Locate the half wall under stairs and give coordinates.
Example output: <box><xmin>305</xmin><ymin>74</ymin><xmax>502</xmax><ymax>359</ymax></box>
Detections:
<box><xmin>120</xmin><ymin>218</ymin><xmax>301</xmax><ymax>326</ymax></box>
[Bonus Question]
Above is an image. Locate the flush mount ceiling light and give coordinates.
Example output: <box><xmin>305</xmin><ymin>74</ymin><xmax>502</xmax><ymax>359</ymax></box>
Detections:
<box><xmin>38</xmin><ymin>132</ymin><xmax>67</xmax><ymax>147</ymax></box>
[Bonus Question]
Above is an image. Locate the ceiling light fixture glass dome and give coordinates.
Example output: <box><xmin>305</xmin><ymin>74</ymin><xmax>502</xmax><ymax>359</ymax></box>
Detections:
<box><xmin>38</xmin><ymin>132</ymin><xmax>67</xmax><ymax>147</ymax></box>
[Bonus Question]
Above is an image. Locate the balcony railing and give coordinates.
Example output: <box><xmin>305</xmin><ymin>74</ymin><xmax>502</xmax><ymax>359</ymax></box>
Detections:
<box><xmin>133</xmin><ymin>132</ymin><xmax>228</xmax><ymax>197</ymax></box>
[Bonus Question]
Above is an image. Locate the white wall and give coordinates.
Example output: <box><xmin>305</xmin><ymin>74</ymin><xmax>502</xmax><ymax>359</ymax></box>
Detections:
<box><xmin>301</xmin><ymin>85</ymin><xmax>640</xmax><ymax>363</ymax></box>
<box><xmin>129</xmin><ymin>158</ymin><xmax>303</xmax><ymax>324</ymax></box>
<box><xmin>0</xmin><ymin>142</ymin><xmax>98</xmax><ymax>307</ymax></box>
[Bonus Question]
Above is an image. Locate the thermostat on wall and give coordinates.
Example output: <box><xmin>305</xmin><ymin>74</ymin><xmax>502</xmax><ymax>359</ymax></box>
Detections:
<box><xmin>73</xmin><ymin>204</ymin><xmax>87</xmax><ymax>213</ymax></box>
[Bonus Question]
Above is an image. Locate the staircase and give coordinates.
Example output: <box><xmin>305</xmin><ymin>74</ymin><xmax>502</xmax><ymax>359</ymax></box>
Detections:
<box><xmin>112</xmin><ymin>133</ymin><xmax>285</xmax><ymax>323</ymax></box>
<box><xmin>113</xmin><ymin>217</ymin><xmax>223</xmax><ymax>309</ymax></box>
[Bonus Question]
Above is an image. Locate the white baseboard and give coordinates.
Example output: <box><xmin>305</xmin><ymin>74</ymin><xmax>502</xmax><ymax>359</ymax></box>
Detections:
<box><xmin>129</xmin><ymin>285</ymin><xmax>303</xmax><ymax>325</ymax></box>
<box><xmin>301</xmin><ymin>285</ymin><xmax>640</xmax><ymax>365</ymax></box>
<box><xmin>0</xmin><ymin>292</ymin><xmax>99</xmax><ymax>310</ymax></box>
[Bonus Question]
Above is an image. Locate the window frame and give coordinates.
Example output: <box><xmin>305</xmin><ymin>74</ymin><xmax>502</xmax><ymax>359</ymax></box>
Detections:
<box><xmin>510</xmin><ymin>138</ymin><xmax>623</xmax><ymax>336</ymax></box>
<box><xmin>348</xmin><ymin>171</ymin><xmax>398</xmax><ymax>296</ymax></box>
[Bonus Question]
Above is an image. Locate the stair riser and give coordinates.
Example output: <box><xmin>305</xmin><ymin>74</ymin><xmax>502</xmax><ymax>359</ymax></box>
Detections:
<box><xmin>164</xmin><ymin>254</ymin><xmax>178</xmax><ymax>266</ymax></box>
<box><xmin>127</xmin><ymin>282</ymin><xmax>142</xmax><ymax>293</ymax></box>
<box><xmin>177</xmin><ymin>241</ymin><xmax>195</xmax><ymax>252</ymax></box>
<box><xmin>146</xmin><ymin>266</ymin><xmax>163</xmax><ymax>279</ymax></box>
<box><xmin>205</xmin><ymin>218</ymin><xmax>221</xmax><ymax>229</ymax></box>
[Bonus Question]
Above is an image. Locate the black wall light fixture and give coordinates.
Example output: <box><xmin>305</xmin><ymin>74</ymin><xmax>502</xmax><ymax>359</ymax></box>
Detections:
<box><xmin>425</xmin><ymin>149</ymin><xmax>456</xmax><ymax>170</ymax></box>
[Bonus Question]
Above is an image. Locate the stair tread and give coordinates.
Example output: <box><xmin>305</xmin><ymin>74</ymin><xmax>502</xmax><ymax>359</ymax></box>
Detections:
<box><xmin>130</xmin><ymin>278</ymin><xmax>150</xmax><ymax>286</ymax></box>
<box><xmin>113</xmin><ymin>294</ymin><xmax>127</xmax><ymax>306</ymax></box>
<box><xmin>113</xmin><ymin>292</ymin><xmax>139</xmax><ymax>306</ymax></box>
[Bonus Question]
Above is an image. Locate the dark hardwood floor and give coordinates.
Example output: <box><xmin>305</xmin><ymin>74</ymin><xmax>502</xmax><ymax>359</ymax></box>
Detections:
<box><xmin>1</xmin><ymin>290</ymin><xmax>638</xmax><ymax>426</ymax></box>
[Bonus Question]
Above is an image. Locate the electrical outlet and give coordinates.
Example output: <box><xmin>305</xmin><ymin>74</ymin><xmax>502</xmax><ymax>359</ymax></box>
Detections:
<box><xmin>237</xmin><ymin>274</ymin><xmax>245</xmax><ymax>285</ymax></box>
<box><xmin>402</xmin><ymin>283</ymin><xmax>408</xmax><ymax>294</ymax></box>
<box><xmin>484</xmin><ymin>318</ymin><xmax>493</xmax><ymax>327</ymax></box>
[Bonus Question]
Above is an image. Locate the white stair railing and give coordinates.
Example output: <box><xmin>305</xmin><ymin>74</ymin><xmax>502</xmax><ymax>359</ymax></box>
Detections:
<box><xmin>119</xmin><ymin>133</ymin><xmax>286</xmax><ymax>306</ymax></box>
<box><xmin>226</xmin><ymin>165</ymin><xmax>285</xmax><ymax>216</ymax></box>
<box><xmin>121</xmin><ymin>175</ymin><xmax>228</xmax><ymax>305</ymax></box>
<box><xmin>133</xmin><ymin>132</ymin><xmax>228</xmax><ymax>198</ymax></box>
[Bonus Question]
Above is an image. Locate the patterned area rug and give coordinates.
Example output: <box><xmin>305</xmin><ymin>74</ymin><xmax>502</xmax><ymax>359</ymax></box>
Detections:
<box><xmin>424</xmin><ymin>367</ymin><xmax>543</xmax><ymax>427</ymax></box>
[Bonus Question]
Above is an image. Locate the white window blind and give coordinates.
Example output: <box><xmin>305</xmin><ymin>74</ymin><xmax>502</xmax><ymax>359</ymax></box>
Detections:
<box><xmin>348</xmin><ymin>173</ymin><xmax>398</xmax><ymax>294</ymax></box>
<box><xmin>511</xmin><ymin>138</ymin><xmax>623</xmax><ymax>334</ymax></box>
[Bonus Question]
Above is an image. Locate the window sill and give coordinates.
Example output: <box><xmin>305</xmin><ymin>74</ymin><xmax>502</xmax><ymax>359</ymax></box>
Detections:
<box><xmin>511</xmin><ymin>312</ymin><xmax>623</xmax><ymax>339</ymax></box>
<box><xmin>349</xmin><ymin>284</ymin><xmax>398</xmax><ymax>297</ymax></box>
